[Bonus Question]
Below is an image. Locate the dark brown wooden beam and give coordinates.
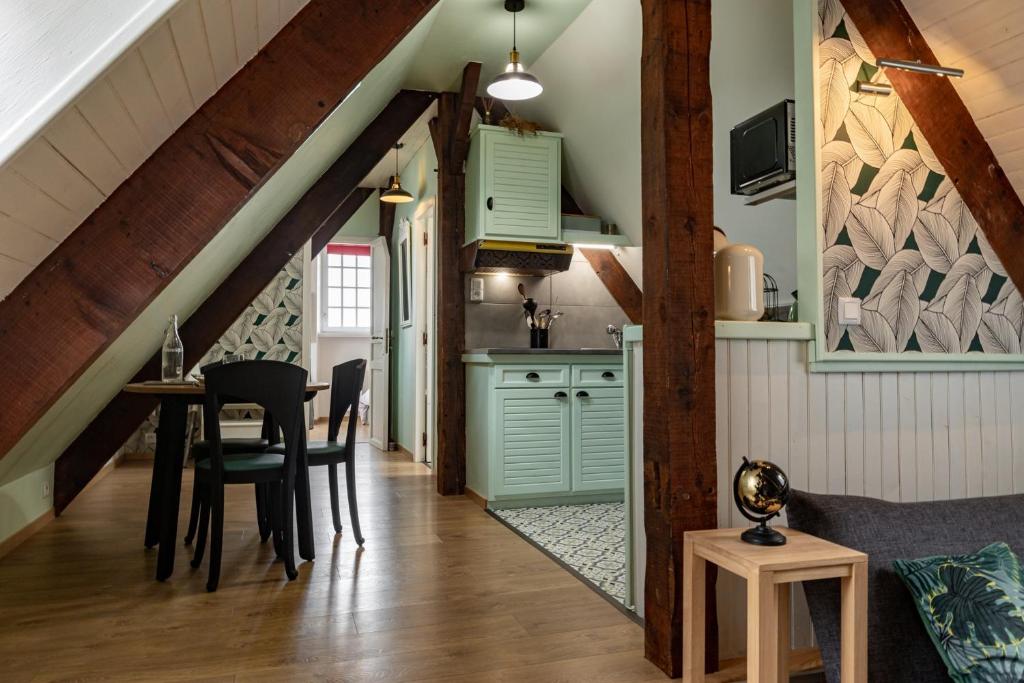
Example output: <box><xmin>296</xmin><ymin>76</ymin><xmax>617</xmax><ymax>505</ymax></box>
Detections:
<box><xmin>579</xmin><ymin>248</ymin><xmax>643</xmax><ymax>324</ymax></box>
<box><xmin>640</xmin><ymin>0</ymin><xmax>717</xmax><ymax>677</ymax></box>
<box><xmin>311</xmin><ymin>187</ymin><xmax>375</xmax><ymax>256</ymax></box>
<box><xmin>842</xmin><ymin>0</ymin><xmax>1024</xmax><ymax>294</ymax></box>
<box><xmin>0</xmin><ymin>0</ymin><xmax>438</xmax><ymax>464</ymax></box>
<box><xmin>430</xmin><ymin>64</ymin><xmax>480</xmax><ymax>497</ymax></box>
<box><xmin>54</xmin><ymin>90</ymin><xmax>436</xmax><ymax>512</ymax></box>
<box><xmin>449</xmin><ymin>63</ymin><xmax>482</xmax><ymax>170</ymax></box>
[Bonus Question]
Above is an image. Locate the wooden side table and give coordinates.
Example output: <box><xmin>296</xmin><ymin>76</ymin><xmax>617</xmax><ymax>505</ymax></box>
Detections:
<box><xmin>683</xmin><ymin>527</ymin><xmax>867</xmax><ymax>683</ymax></box>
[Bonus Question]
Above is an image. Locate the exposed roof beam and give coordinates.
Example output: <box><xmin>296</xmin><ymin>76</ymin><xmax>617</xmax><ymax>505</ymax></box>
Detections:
<box><xmin>53</xmin><ymin>91</ymin><xmax>437</xmax><ymax>512</ymax></box>
<box><xmin>579</xmin><ymin>248</ymin><xmax>642</xmax><ymax>324</ymax></box>
<box><xmin>311</xmin><ymin>187</ymin><xmax>376</xmax><ymax>256</ymax></box>
<box><xmin>0</xmin><ymin>0</ymin><xmax>438</xmax><ymax>464</ymax></box>
<box><xmin>843</xmin><ymin>0</ymin><xmax>1024</xmax><ymax>294</ymax></box>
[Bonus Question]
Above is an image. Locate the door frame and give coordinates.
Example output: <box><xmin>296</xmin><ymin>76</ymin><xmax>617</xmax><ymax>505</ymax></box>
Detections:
<box><xmin>413</xmin><ymin>199</ymin><xmax>437</xmax><ymax>465</ymax></box>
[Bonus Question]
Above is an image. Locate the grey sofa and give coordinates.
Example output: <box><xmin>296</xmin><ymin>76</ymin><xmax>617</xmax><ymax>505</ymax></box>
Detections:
<box><xmin>786</xmin><ymin>490</ymin><xmax>1024</xmax><ymax>683</ymax></box>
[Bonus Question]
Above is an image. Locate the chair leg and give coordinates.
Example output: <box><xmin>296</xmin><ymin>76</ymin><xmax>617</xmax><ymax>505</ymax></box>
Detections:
<box><xmin>190</xmin><ymin>486</ymin><xmax>210</xmax><ymax>569</ymax></box>
<box><xmin>269</xmin><ymin>482</ymin><xmax>284</xmax><ymax>559</ymax></box>
<box><xmin>184</xmin><ymin>476</ymin><xmax>201</xmax><ymax>545</ymax></box>
<box><xmin>255</xmin><ymin>483</ymin><xmax>271</xmax><ymax>543</ymax></box>
<box><xmin>327</xmin><ymin>464</ymin><xmax>343</xmax><ymax>534</ymax></box>
<box><xmin>206</xmin><ymin>482</ymin><xmax>224</xmax><ymax>592</ymax></box>
<box><xmin>345</xmin><ymin>457</ymin><xmax>365</xmax><ymax>546</ymax></box>
<box><xmin>282</xmin><ymin>472</ymin><xmax>298</xmax><ymax>581</ymax></box>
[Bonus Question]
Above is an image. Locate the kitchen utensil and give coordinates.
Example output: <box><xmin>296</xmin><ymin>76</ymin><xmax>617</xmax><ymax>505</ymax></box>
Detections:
<box><xmin>523</xmin><ymin>297</ymin><xmax>538</xmax><ymax>329</ymax></box>
<box><xmin>517</xmin><ymin>282</ymin><xmax>528</xmax><ymax>301</ymax></box>
<box><xmin>546</xmin><ymin>311</ymin><xmax>563</xmax><ymax>328</ymax></box>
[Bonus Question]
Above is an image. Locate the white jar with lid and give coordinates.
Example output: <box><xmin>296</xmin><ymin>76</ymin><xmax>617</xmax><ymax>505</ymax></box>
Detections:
<box><xmin>714</xmin><ymin>243</ymin><xmax>764</xmax><ymax>321</ymax></box>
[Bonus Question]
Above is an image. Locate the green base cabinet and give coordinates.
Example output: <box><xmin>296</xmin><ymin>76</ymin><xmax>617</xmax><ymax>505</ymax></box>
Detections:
<box><xmin>465</xmin><ymin>353</ymin><xmax>624</xmax><ymax>508</ymax></box>
<box><xmin>465</xmin><ymin>125</ymin><xmax>563</xmax><ymax>245</ymax></box>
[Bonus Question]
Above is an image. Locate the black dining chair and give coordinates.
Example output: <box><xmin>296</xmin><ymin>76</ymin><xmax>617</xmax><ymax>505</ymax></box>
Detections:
<box><xmin>269</xmin><ymin>358</ymin><xmax>366</xmax><ymax>545</ymax></box>
<box><xmin>190</xmin><ymin>360</ymin><xmax>307</xmax><ymax>591</ymax></box>
<box><xmin>184</xmin><ymin>360</ymin><xmax>275</xmax><ymax>545</ymax></box>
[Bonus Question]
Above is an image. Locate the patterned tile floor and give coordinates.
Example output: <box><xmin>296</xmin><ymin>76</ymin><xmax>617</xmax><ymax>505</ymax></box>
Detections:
<box><xmin>493</xmin><ymin>503</ymin><xmax>627</xmax><ymax>605</ymax></box>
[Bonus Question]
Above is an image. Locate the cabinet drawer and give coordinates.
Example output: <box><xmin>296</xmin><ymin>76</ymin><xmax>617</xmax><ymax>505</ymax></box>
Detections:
<box><xmin>495</xmin><ymin>365</ymin><xmax>569</xmax><ymax>388</ymax></box>
<box><xmin>572</xmin><ymin>364</ymin><xmax>623</xmax><ymax>387</ymax></box>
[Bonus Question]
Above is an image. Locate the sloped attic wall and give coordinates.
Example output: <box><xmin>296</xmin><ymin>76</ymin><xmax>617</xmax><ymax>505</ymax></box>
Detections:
<box><xmin>819</xmin><ymin>2</ymin><xmax>1022</xmax><ymax>355</ymax></box>
<box><xmin>0</xmin><ymin>5</ymin><xmax>441</xmax><ymax>487</ymax></box>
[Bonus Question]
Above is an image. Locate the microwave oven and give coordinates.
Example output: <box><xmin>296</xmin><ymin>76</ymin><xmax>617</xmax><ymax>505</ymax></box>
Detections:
<box><xmin>730</xmin><ymin>99</ymin><xmax>796</xmax><ymax>196</ymax></box>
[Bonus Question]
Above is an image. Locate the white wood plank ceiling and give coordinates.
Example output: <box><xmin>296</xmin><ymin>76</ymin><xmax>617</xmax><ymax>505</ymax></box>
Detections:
<box><xmin>903</xmin><ymin>0</ymin><xmax>1024</xmax><ymax>199</ymax></box>
<box><xmin>0</xmin><ymin>0</ymin><xmax>309</xmax><ymax>301</ymax></box>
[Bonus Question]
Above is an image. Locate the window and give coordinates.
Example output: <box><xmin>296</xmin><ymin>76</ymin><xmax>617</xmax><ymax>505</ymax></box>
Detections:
<box><xmin>321</xmin><ymin>243</ymin><xmax>371</xmax><ymax>334</ymax></box>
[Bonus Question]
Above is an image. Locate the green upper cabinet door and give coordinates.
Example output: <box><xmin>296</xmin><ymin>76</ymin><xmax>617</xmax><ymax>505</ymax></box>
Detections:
<box><xmin>493</xmin><ymin>387</ymin><xmax>571</xmax><ymax>496</ymax></box>
<box><xmin>465</xmin><ymin>125</ymin><xmax>562</xmax><ymax>244</ymax></box>
<box><xmin>571</xmin><ymin>386</ymin><xmax>625</xmax><ymax>492</ymax></box>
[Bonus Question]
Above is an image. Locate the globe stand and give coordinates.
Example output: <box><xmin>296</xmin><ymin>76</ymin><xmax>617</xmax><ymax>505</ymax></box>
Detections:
<box><xmin>740</xmin><ymin>519</ymin><xmax>787</xmax><ymax>546</ymax></box>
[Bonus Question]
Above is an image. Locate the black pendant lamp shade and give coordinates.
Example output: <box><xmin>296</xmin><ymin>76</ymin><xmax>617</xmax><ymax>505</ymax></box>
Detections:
<box><xmin>487</xmin><ymin>0</ymin><xmax>543</xmax><ymax>102</ymax></box>
<box><xmin>380</xmin><ymin>142</ymin><xmax>414</xmax><ymax>204</ymax></box>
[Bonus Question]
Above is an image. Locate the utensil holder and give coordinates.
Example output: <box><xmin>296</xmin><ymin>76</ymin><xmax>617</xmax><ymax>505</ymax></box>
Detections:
<box><xmin>530</xmin><ymin>329</ymin><xmax>548</xmax><ymax>349</ymax></box>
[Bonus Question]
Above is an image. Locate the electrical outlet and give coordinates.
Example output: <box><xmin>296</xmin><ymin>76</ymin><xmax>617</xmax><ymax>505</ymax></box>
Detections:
<box><xmin>469</xmin><ymin>277</ymin><xmax>484</xmax><ymax>302</ymax></box>
<box><xmin>42</xmin><ymin>481</ymin><xmax>51</xmax><ymax>499</ymax></box>
<box><xmin>145</xmin><ymin>432</ymin><xmax>158</xmax><ymax>447</ymax></box>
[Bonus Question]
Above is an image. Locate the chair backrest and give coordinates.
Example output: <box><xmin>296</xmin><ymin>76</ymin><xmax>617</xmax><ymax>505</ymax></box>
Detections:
<box><xmin>326</xmin><ymin>359</ymin><xmax>367</xmax><ymax>451</ymax></box>
<box><xmin>203</xmin><ymin>360</ymin><xmax>308</xmax><ymax>474</ymax></box>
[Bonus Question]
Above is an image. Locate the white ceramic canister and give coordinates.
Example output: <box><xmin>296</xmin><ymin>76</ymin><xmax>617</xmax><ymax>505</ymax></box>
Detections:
<box><xmin>714</xmin><ymin>243</ymin><xmax>764</xmax><ymax>321</ymax></box>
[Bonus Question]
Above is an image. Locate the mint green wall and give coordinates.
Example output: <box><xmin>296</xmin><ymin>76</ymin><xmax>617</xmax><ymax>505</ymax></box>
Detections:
<box><xmin>388</xmin><ymin>140</ymin><xmax>437</xmax><ymax>451</ymax></box>
<box><xmin>0</xmin><ymin>464</ymin><xmax>53</xmax><ymax>546</ymax></box>
<box><xmin>330</xmin><ymin>190</ymin><xmax>380</xmax><ymax>241</ymax></box>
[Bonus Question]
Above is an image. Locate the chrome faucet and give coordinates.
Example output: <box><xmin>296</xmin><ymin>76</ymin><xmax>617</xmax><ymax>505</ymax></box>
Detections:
<box><xmin>607</xmin><ymin>324</ymin><xmax>623</xmax><ymax>349</ymax></box>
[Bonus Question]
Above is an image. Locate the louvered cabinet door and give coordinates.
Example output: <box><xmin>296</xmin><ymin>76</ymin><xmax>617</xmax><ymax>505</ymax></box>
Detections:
<box><xmin>481</xmin><ymin>128</ymin><xmax>561</xmax><ymax>242</ymax></box>
<box><xmin>571</xmin><ymin>386</ymin><xmax>625</xmax><ymax>492</ymax></box>
<box><xmin>493</xmin><ymin>388</ymin><xmax>571</xmax><ymax>496</ymax></box>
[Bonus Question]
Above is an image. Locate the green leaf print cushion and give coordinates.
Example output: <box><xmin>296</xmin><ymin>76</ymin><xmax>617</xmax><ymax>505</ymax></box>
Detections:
<box><xmin>893</xmin><ymin>542</ymin><xmax>1024</xmax><ymax>682</ymax></box>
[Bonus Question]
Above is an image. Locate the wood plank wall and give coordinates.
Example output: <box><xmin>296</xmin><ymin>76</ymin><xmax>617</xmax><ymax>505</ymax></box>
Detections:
<box><xmin>632</xmin><ymin>337</ymin><xmax>1024</xmax><ymax>657</ymax></box>
<box><xmin>0</xmin><ymin>0</ymin><xmax>310</xmax><ymax>300</ymax></box>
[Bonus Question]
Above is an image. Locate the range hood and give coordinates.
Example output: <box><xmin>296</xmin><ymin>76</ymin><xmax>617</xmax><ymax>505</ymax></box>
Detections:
<box><xmin>462</xmin><ymin>240</ymin><xmax>573</xmax><ymax>275</ymax></box>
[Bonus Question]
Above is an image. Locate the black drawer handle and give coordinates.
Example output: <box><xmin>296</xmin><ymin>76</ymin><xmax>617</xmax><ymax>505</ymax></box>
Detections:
<box><xmin>554</xmin><ymin>391</ymin><xmax>567</xmax><ymax>398</ymax></box>
<box><xmin>601</xmin><ymin>371</ymin><xmax>615</xmax><ymax>379</ymax></box>
<box><xmin>526</xmin><ymin>372</ymin><xmax>540</xmax><ymax>380</ymax></box>
<box><xmin>576</xmin><ymin>390</ymin><xmax>589</xmax><ymax>398</ymax></box>
<box><xmin>487</xmin><ymin>196</ymin><xmax>494</xmax><ymax>210</ymax></box>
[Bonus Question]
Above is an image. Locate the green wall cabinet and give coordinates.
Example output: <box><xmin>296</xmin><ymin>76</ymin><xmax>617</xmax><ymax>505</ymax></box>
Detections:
<box><xmin>465</xmin><ymin>353</ymin><xmax>624</xmax><ymax>508</ymax></box>
<box><xmin>465</xmin><ymin>125</ymin><xmax>563</xmax><ymax>245</ymax></box>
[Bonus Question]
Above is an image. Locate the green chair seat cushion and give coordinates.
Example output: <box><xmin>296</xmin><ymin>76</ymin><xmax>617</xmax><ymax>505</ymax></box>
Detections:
<box><xmin>193</xmin><ymin>438</ymin><xmax>270</xmax><ymax>454</ymax></box>
<box><xmin>893</xmin><ymin>542</ymin><xmax>1024</xmax><ymax>682</ymax></box>
<box><xmin>267</xmin><ymin>441</ymin><xmax>345</xmax><ymax>456</ymax></box>
<box><xmin>195</xmin><ymin>453</ymin><xmax>284</xmax><ymax>472</ymax></box>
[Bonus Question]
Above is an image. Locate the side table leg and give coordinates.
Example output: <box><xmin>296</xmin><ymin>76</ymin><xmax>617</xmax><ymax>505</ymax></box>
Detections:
<box><xmin>683</xmin><ymin>538</ymin><xmax>706</xmax><ymax>682</ymax></box>
<box><xmin>841</xmin><ymin>561</ymin><xmax>868</xmax><ymax>683</ymax></box>
<box><xmin>777</xmin><ymin>582</ymin><xmax>791</xmax><ymax>682</ymax></box>
<box><xmin>747</xmin><ymin>571</ymin><xmax>780</xmax><ymax>683</ymax></box>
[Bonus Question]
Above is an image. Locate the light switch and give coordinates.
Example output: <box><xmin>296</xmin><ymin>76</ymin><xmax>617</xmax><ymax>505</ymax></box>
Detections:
<box><xmin>470</xmin><ymin>277</ymin><xmax>484</xmax><ymax>302</ymax></box>
<box><xmin>838</xmin><ymin>296</ymin><xmax>861</xmax><ymax>325</ymax></box>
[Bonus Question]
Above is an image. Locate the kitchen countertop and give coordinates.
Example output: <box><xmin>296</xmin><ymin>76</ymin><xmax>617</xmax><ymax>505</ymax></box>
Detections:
<box><xmin>464</xmin><ymin>348</ymin><xmax>622</xmax><ymax>356</ymax></box>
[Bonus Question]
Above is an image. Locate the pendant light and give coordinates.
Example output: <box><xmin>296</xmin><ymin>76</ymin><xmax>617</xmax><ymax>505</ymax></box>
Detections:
<box><xmin>487</xmin><ymin>0</ymin><xmax>543</xmax><ymax>102</ymax></box>
<box><xmin>380</xmin><ymin>143</ymin><xmax>414</xmax><ymax>204</ymax></box>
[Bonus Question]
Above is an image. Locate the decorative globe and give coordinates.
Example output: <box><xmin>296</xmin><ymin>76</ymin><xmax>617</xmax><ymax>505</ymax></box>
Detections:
<box><xmin>733</xmin><ymin>457</ymin><xmax>791</xmax><ymax>546</ymax></box>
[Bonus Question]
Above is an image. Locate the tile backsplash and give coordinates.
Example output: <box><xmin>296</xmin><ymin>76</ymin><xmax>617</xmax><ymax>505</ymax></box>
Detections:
<box><xmin>465</xmin><ymin>250</ymin><xmax>630</xmax><ymax>349</ymax></box>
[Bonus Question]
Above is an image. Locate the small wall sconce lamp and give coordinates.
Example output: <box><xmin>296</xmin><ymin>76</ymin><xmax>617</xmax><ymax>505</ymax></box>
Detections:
<box><xmin>857</xmin><ymin>58</ymin><xmax>964</xmax><ymax>96</ymax></box>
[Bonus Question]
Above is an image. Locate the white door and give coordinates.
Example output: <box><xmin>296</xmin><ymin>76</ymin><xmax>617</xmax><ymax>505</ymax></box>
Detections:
<box><xmin>413</xmin><ymin>203</ymin><xmax>436</xmax><ymax>466</ymax></box>
<box><xmin>368</xmin><ymin>235</ymin><xmax>390</xmax><ymax>451</ymax></box>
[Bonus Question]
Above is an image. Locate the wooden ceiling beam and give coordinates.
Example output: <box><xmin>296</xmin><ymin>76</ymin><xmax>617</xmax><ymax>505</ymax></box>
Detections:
<box><xmin>53</xmin><ymin>91</ymin><xmax>436</xmax><ymax>512</ymax></box>
<box><xmin>842</xmin><ymin>0</ymin><xmax>1024</xmax><ymax>293</ymax></box>
<box><xmin>0</xmin><ymin>0</ymin><xmax>438</xmax><ymax>464</ymax></box>
<box><xmin>579</xmin><ymin>248</ymin><xmax>642</xmax><ymax>324</ymax></box>
<box><xmin>640</xmin><ymin>0</ymin><xmax>718</xmax><ymax>676</ymax></box>
<box><xmin>311</xmin><ymin>187</ymin><xmax>376</xmax><ymax>256</ymax></box>
<box><xmin>449</xmin><ymin>63</ymin><xmax>482</xmax><ymax>171</ymax></box>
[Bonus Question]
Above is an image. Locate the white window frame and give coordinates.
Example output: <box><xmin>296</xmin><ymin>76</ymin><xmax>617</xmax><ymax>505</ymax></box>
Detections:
<box><xmin>319</xmin><ymin>242</ymin><xmax>373</xmax><ymax>337</ymax></box>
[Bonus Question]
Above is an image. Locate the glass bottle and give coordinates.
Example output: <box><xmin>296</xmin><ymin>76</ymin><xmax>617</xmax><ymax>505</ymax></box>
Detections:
<box><xmin>162</xmin><ymin>315</ymin><xmax>184</xmax><ymax>382</ymax></box>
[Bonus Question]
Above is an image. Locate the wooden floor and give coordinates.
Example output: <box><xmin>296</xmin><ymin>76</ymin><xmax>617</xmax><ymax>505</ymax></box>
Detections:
<box><xmin>0</xmin><ymin>441</ymin><xmax>664</xmax><ymax>682</ymax></box>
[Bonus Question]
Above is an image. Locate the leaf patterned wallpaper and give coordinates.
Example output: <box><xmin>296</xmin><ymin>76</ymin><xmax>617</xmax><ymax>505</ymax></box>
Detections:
<box><xmin>121</xmin><ymin>254</ymin><xmax>304</xmax><ymax>454</ymax></box>
<box><xmin>819</xmin><ymin>0</ymin><xmax>1023</xmax><ymax>355</ymax></box>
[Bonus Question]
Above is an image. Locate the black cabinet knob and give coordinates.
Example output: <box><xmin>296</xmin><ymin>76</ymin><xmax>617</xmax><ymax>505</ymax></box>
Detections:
<box><xmin>601</xmin><ymin>371</ymin><xmax>615</xmax><ymax>379</ymax></box>
<box><xmin>526</xmin><ymin>372</ymin><xmax>540</xmax><ymax>380</ymax></box>
<box><xmin>554</xmin><ymin>391</ymin><xmax>567</xmax><ymax>398</ymax></box>
<box><xmin>576</xmin><ymin>391</ymin><xmax>589</xmax><ymax>398</ymax></box>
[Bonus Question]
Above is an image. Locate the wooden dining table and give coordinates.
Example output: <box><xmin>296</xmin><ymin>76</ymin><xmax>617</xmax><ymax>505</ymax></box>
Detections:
<box><xmin>124</xmin><ymin>381</ymin><xmax>329</xmax><ymax>581</ymax></box>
